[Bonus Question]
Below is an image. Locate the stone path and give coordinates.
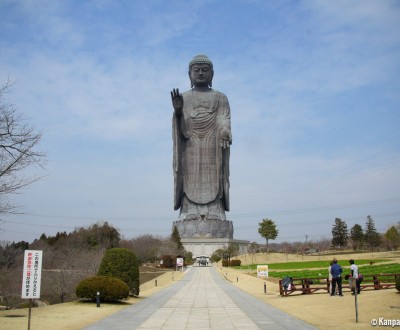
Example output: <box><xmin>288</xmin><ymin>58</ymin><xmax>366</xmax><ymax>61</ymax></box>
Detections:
<box><xmin>83</xmin><ymin>266</ymin><xmax>316</xmax><ymax>330</ymax></box>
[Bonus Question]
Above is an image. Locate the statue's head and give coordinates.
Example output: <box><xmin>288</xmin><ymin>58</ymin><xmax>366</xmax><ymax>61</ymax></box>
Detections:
<box><xmin>188</xmin><ymin>54</ymin><xmax>214</xmax><ymax>88</ymax></box>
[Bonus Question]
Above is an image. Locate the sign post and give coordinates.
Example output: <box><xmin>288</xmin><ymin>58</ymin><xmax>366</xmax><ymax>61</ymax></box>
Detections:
<box><xmin>257</xmin><ymin>265</ymin><xmax>269</xmax><ymax>278</ymax></box>
<box><xmin>176</xmin><ymin>257</ymin><xmax>184</xmax><ymax>271</ymax></box>
<box><xmin>21</xmin><ymin>250</ymin><xmax>43</xmax><ymax>330</ymax></box>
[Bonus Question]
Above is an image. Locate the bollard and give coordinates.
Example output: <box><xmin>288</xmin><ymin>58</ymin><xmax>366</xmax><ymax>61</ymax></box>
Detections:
<box><xmin>264</xmin><ymin>282</ymin><xmax>267</xmax><ymax>294</ymax></box>
<box><xmin>96</xmin><ymin>291</ymin><xmax>100</xmax><ymax>307</ymax></box>
<box><xmin>155</xmin><ymin>279</ymin><xmax>158</xmax><ymax>287</ymax></box>
<box><xmin>237</xmin><ymin>276</ymin><xmax>238</xmax><ymax>282</ymax></box>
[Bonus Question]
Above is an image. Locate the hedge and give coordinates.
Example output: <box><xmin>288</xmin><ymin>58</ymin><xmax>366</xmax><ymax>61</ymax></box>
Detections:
<box><xmin>76</xmin><ymin>276</ymin><xmax>129</xmax><ymax>302</ymax></box>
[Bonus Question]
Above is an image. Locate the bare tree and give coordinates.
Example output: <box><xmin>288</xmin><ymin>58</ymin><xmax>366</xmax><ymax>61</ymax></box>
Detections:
<box><xmin>120</xmin><ymin>234</ymin><xmax>162</xmax><ymax>264</ymax></box>
<box><xmin>0</xmin><ymin>79</ymin><xmax>45</xmax><ymax>213</ymax></box>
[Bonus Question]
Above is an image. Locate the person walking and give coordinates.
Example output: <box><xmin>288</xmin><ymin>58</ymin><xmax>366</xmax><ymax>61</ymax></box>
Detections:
<box><xmin>330</xmin><ymin>259</ymin><xmax>343</xmax><ymax>296</ymax></box>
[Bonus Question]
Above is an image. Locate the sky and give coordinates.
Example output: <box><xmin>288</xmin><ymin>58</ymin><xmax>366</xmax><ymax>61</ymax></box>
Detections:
<box><xmin>0</xmin><ymin>0</ymin><xmax>399</xmax><ymax>245</ymax></box>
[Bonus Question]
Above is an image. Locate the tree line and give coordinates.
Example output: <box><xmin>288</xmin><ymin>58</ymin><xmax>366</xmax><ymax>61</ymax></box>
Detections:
<box><xmin>0</xmin><ymin>222</ymin><xmax>186</xmax><ymax>308</ymax></box>
<box><xmin>331</xmin><ymin>215</ymin><xmax>399</xmax><ymax>251</ymax></box>
<box><xmin>255</xmin><ymin>216</ymin><xmax>399</xmax><ymax>254</ymax></box>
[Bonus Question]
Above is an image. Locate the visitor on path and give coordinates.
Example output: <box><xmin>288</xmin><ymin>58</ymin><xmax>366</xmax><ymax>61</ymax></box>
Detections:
<box><xmin>328</xmin><ymin>261</ymin><xmax>333</xmax><ymax>294</ymax></box>
<box><xmin>349</xmin><ymin>259</ymin><xmax>362</xmax><ymax>294</ymax></box>
<box><xmin>330</xmin><ymin>259</ymin><xmax>343</xmax><ymax>296</ymax></box>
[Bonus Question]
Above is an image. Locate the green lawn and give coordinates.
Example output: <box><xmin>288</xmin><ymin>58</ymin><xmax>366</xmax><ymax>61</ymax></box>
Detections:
<box><xmin>236</xmin><ymin>259</ymin><xmax>386</xmax><ymax>270</ymax></box>
<box><xmin>234</xmin><ymin>260</ymin><xmax>400</xmax><ymax>279</ymax></box>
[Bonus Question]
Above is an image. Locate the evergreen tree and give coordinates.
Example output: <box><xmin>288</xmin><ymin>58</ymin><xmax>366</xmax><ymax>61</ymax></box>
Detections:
<box><xmin>364</xmin><ymin>215</ymin><xmax>381</xmax><ymax>250</ymax></box>
<box><xmin>331</xmin><ymin>218</ymin><xmax>348</xmax><ymax>248</ymax></box>
<box><xmin>350</xmin><ymin>224</ymin><xmax>364</xmax><ymax>250</ymax></box>
<box><xmin>258</xmin><ymin>218</ymin><xmax>279</xmax><ymax>252</ymax></box>
<box><xmin>97</xmin><ymin>248</ymin><xmax>139</xmax><ymax>296</ymax></box>
<box><xmin>171</xmin><ymin>226</ymin><xmax>184</xmax><ymax>253</ymax></box>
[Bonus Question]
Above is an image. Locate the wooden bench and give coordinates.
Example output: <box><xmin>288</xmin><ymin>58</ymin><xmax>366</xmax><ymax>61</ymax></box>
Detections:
<box><xmin>279</xmin><ymin>273</ymin><xmax>399</xmax><ymax>296</ymax></box>
<box><xmin>279</xmin><ymin>277</ymin><xmax>330</xmax><ymax>296</ymax></box>
<box><xmin>359</xmin><ymin>273</ymin><xmax>400</xmax><ymax>290</ymax></box>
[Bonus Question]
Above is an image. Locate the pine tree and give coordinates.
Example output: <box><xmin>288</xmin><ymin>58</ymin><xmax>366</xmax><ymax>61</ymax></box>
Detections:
<box><xmin>350</xmin><ymin>224</ymin><xmax>364</xmax><ymax>250</ymax></box>
<box><xmin>171</xmin><ymin>225</ymin><xmax>184</xmax><ymax>253</ymax></box>
<box><xmin>331</xmin><ymin>218</ymin><xmax>348</xmax><ymax>248</ymax></box>
<box><xmin>364</xmin><ymin>215</ymin><xmax>381</xmax><ymax>250</ymax></box>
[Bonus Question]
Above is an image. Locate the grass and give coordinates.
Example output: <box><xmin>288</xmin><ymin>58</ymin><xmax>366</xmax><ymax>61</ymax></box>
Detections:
<box><xmin>271</xmin><ymin>263</ymin><xmax>400</xmax><ymax>278</ymax></box>
<box><xmin>236</xmin><ymin>262</ymin><xmax>400</xmax><ymax>280</ymax></box>
<box><xmin>236</xmin><ymin>259</ymin><xmax>386</xmax><ymax>271</ymax></box>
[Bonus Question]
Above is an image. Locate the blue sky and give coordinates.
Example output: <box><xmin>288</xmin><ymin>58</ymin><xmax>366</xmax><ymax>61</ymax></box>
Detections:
<box><xmin>1</xmin><ymin>0</ymin><xmax>399</xmax><ymax>244</ymax></box>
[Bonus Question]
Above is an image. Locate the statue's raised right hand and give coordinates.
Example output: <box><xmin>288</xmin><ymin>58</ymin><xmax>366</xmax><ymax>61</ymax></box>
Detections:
<box><xmin>171</xmin><ymin>88</ymin><xmax>183</xmax><ymax>116</ymax></box>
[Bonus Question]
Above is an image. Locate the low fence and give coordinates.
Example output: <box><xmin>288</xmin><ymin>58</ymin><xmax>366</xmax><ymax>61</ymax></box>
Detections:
<box><xmin>279</xmin><ymin>273</ymin><xmax>400</xmax><ymax>296</ymax></box>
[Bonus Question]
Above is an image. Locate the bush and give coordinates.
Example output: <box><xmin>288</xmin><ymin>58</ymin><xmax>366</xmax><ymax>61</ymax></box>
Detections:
<box><xmin>210</xmin><ymin>253</ymin><xmax>221</xmax><ymax>263</ymax></box>
<box><xmin>230</xmin><ymin>260</ymin><xmax>241</xmax><ymax>267</ymax></box>
<box><xmin>221</xmin><ymin>259</ymin><xmax>241</xmax><ymax>267</ymax></box>
<box><xmin>76</xmin><ymin>276</ymin><xmax>129</xmax><ymax>302</ymax></box>
<box><xmin>396</xmin><ymin>276</ymin><xmax>400</xmax><ymax>292</ymax></box>
<box><xmin>97</xmin><ymin>248</ymin><xmax>140</xmax><ymax>296</ymax></box>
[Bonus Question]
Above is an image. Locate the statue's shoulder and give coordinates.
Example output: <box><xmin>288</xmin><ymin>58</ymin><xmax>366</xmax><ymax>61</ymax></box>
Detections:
<box><xmin>182</xmin><ymin>90</ymin><xmax>193</xmax><ymax>101</ymax></box>
<box><xmin>212</xmin><ymin>89</ymin><xmax>228</xmax><ymax>99</ymax></box>
<box><xmin>181</xmin><ymin>89</ymin><xmax>228</xmax><ymax>102</ymax></box>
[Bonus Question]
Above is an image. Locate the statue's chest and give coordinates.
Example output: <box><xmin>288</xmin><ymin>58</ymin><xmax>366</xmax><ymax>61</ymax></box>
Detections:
<box><xmin>190</xmin><ymin>93</ymin><xmax>217</xmax><ymax>119</ymax></box>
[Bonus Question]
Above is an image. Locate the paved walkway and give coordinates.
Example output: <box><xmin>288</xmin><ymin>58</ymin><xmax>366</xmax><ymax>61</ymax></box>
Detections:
<box><xmin>83</xmin><ymin>267</ymin><xmax>316</xmax><ymax>330</ymax></box>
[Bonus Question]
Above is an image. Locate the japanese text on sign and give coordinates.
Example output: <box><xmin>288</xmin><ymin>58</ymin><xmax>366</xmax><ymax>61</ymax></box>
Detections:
<box><xmin>21</xmin><ymin>250</ymin><xmax>43</xmax><ymax>299</ymax></box>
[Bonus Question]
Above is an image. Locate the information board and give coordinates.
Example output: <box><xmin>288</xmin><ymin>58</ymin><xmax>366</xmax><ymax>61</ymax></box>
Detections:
<box><xmin>257</xmin><ymin>265</ymin><xmax>269</xmax><ymax>278</ymax></box>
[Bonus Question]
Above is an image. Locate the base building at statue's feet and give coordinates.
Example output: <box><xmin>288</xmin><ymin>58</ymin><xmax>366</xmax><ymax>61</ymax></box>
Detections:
<box><xmin>173</xmin><ymin>218</ymin><xmax>249</xmax><ymax>258</ymax></box>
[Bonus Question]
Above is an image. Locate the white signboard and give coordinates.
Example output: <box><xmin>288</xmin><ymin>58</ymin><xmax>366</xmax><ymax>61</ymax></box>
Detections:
<box><xmin>21</xmin><ymin>250</ymin><xmax>43</xmax><ymax>299</ymax></box>
<box><xmin>176</xmin><ymin>257</ymin><xmax>184</xmax><ymax>267</ymax></box>
<box><xmin>257</xmin><ymin>265</ymin><xmax>269</xmax><ymax>278</ymax></box>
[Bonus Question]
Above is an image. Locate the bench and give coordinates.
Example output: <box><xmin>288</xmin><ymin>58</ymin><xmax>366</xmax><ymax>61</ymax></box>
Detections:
<box><xmin>279</xmin><ymin>277</ymin><xmax>329</xmax><ymax>296</ymax></box>
<box><xmin>359</xmin><ymin>273</ymin><xmax>400</xmax><ymax>290</ymax></box>
<box><xmin>279</xmin><ymin>273</ymin><xmax>400</xmax><ymax>296</ymax></box>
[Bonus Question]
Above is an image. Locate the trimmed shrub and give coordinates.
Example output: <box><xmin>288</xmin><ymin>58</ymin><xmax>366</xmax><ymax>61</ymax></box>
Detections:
<box><xmin>230</xmin><ymin>259</ymin><xmax>241</xmax><ymax>267</ymax></box>
<box><xmin>221</xmin><ymin>259</ymin><xmax>241</xmax><ymax>267</ymax></box>
<box><xmin>76</xmin><ymin>276</ymin><xmax>129</xmax><ymax>302</ymax></box>
<box><xmin>210</xmin><ymin>253</ymin><xmax>221</xmax><ymax>263</ymax></box>
<box><xmin>396</xmin><ymin>276</ymin><xmax>400</xmax><ymax>292</ymax></box>
<box><xmin>97</xmin><ymin>248</ymin><xmax>140</xmax><ymax>296</ymax></box>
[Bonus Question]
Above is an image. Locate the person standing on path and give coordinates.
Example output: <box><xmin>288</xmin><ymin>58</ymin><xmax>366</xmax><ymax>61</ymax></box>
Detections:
<box><xmin>328</xmin><ymin>261</ymin><xmax>333</xmax><ymax>294</ymax></box>
<box><xmin>349</xmin><ymin>259</ymin><xmax>362</xmax><ymax>294</ymax></box>
<box><xmin>330</xmin><ymin>259</ymin><xmax>343</xmax><ymax>296</ymax></box>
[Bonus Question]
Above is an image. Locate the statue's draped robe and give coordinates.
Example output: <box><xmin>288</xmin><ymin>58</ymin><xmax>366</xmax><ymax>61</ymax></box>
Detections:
<box><xmin>173</xmin><ymin>89</ymin><xmax>231</xmax><ymax>221</ymax></box>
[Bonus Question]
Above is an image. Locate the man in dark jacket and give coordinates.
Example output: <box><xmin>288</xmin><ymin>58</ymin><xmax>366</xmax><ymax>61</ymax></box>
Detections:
<box><xmin>330</xmin><ymin>259</ymin><xmax>343</xmax><ymax>296</ymax></box>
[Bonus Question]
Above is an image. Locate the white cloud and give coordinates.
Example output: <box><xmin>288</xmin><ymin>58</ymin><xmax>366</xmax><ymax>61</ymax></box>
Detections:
<box><xmin>1</xmin><ymin>0</ymin><xmax>399</xmax><ymax>243</ymax></box>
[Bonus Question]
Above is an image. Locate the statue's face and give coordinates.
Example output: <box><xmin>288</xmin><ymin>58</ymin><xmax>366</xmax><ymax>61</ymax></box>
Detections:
<box><xmin>189</xmin><ymin>64</ymin><xmax>213</xmax><ymax>87</ymax></box>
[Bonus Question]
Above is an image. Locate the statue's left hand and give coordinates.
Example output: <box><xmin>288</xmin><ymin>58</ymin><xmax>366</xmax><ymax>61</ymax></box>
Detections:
<box><xmin>220</xmin><ymin>129</ymin><xmax>232</xmax><ymax>149</ymax></box>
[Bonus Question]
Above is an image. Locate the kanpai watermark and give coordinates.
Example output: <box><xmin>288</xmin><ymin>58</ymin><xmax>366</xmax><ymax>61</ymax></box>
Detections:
<box><xmin>371</xmin><ymin>318</ymin><xmax>400</xmax><ymax>327</ymax></box>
